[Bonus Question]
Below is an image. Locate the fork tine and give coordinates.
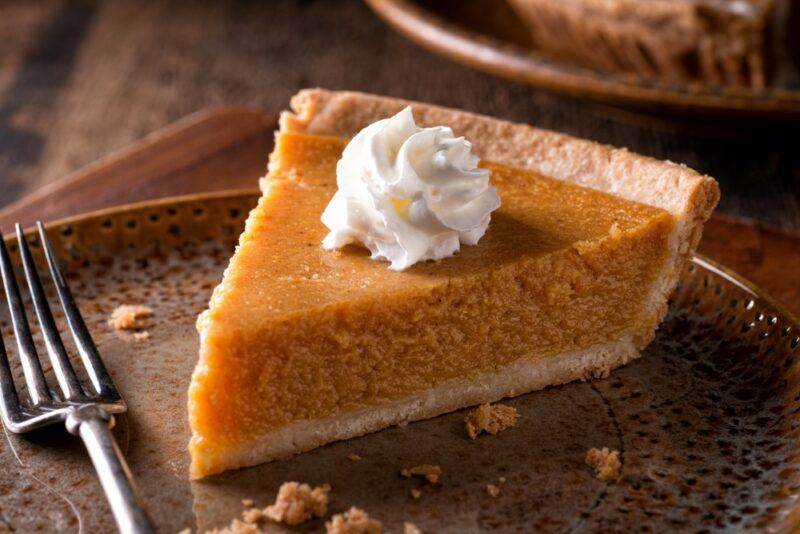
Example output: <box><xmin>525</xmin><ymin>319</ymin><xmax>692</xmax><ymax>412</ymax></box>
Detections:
<box><xmin>16</xmin><ymin>225</ymin><xmax>84</xmax><ymax>401</ymax></box>
<box><xmin>0</xmin><ymin>230</ymin><xmax>51</xmax><ymax>405</ymax></box>
<box><xmin>0</xmin><ymin>333</ymin><xmax>23</xmax><ymax>428</ymax></box>
<box><xmin>37</xmin><ymin>222</ymin><xmax>118</xmax><ymax>399</ymax></box>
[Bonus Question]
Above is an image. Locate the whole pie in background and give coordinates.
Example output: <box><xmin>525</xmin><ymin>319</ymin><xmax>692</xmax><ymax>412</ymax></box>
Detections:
<box><xmin>506</xmin><ymin>0</ymin><xmax>798</xmax><ymax>89</ymax></box>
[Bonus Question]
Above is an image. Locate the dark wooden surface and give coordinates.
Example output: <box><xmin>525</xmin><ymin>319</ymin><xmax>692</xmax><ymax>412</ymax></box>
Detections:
<box><xmin>0</xmin><ymin>107</ymin><xmax>274</xmax><ymax>225</ymax></box>
<box><xmin>0</xmin><ymin>0</ymin><xmax>799</xmax><ymax>230</ymax></box>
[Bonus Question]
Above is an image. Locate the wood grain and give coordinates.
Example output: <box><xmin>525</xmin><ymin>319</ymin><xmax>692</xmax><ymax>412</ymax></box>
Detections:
<box><xmin>0</xmin><ymin>107</ymin><xmax>274</xmax><ymax>229</ymax></box>
<box><xmin>1</xmin><ymin>107</ymin><xmax>797</xmax><ymax>319</ymax></box>
<box><xmin>0</xmin><ymin>0</ymin><xmax>798</xmax><ymax>229</ymax></box>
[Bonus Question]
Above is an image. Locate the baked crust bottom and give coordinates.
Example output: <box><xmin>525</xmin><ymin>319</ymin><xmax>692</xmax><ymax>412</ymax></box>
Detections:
<box><xmin>190</xmin><ymin>335</ymin><xmax>640</xmax><ymax>478</ymax></box>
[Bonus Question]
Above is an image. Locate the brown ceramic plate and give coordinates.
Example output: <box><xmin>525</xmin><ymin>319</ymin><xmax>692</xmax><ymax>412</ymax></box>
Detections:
<box><xmin>365</xmin><ymin>0</ymin><xmax>800</xmax><ymax>120</ymax></box>
<box><xmin>1</xmin><ymin>192</ymin><xmax>799</xmax><ymax>532</ymax></box>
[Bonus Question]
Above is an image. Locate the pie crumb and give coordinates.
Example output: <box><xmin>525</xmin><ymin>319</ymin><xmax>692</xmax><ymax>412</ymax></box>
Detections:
<box><xmin>585</xmin><ymin>447</ymin><xmax>622</xmax><ymax>482</ymax></box>
<box><xmin>108</xmin><ymin>304</ymin><xmax>153</xmax><ymax>331</ymax></box>
<box><xmin>486</xmin><ymin>484</ymin><xmax>501</xmax><ymax>497</ymax></box>
<box><xmin>325</xmin><ymin>506</ymin><xmax>382</xmax><ymax>534</ymax></box>
<box><xmin>465</xmin><ymin>403</ymin><xmax>518</xmax><ymax>439</ymax></box>
<box><xmin>347</xmin><ymin>453</ymin><xmax>362</xmax><ymax>461</ymax></box>
<box><xmin>410</xmin><ymin>488</ymin><xmax>422</xmax><ymax>499</ymax></box>
<box><xmin>400</xmin><ymin>464</ymin><xmax>441</xmax><ymax>484</ymax></box>
<box><xmin>133</xmin><ymin>331</ymin><xmax>150</xmax><ymax>341</ymax></box>
<box><xmin>263</xmin><ymin>481</ymin><xmax>331</xmax><ymax>525</ymax></box>
<box><xmin>213</xmin><ymin>483</ymin><xmax>329</xmax><ymax>533</ymax></box>
<box><xmin>176</xmin><ymin>529</ymin><xmax>191</xmax><ymax>534</ymax></box>
<box><xmin>404</xmin><ymin>521</ymin><xmax>422</xmax><ymax>534</ymax></box>
<box><xmin>205</xmin><ymin>519</ymin><xmax>259</xmax><ymax>534</ymax></box>
<box><xmin>241</xmin><ymin>507</ymin><xmax>264</xmax><ymax>524</ymax></box>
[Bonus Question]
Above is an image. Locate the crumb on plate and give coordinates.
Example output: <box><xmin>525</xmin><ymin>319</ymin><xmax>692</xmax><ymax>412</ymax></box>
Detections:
<box><xmin>326</xmin><ymin>507</ymin><xmax>382</xmax><ymax>534</ymax></box>
<box><xmin>410</xmin><ymin>488</ymin><xmax>422</xmax><ymax>500</ymax></box>
<box><xmin>108</xmin><ymin>304</ymin><xmax>153</xmax><ymax>331</ymax></box>
<box><xmin>263</xmin><ymin>481</ymin><xmax>330</xmax><ymax>525</ymax></box>
<box><xmin>404</xmin><ymin>521</ymin><xmax>422</xmax><ymax>534</ymax></box>
<box><xmin>585</xmin><ymin>447</ymin><xmax>622</xmax><ymax>482</ymax></box>
<box><xmin>241</xmin><ymin>498</ymin><xmax>254</xmax><ymax>507</ymax></box>
<box><xmin>400</xmin><ymin>464</ymin><xmax>441</xmax><ymax>484</ymax></box>
<box><xmin>465</xmin><ymin>403</ymin><xmax>518</xmax><ymax>439</ymax></box>
<box><xmin>241</xmin><ymin>507</ymin><xmax>264</xmax><ymax>524</ymax></box>
<box><xmin>486</xmin><ymin>484</ymin><xmax>501</xmax><ymax>497</ymax></box>
<box><xmin>347</xmin><ymin>453</ymin><xmax>362</xmax><ymax>461</ymax></box>
<box><xmin>204</xmin><ymin>518</ymin><xmax>259</xmax><ymax>534</ymax></box>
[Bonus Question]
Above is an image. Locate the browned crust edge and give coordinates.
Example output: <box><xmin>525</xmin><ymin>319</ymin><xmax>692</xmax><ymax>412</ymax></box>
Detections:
<box><xmin>280</xmin><ymin>88</ymin><xmax>718</xmax><ymax>286</ymax></box>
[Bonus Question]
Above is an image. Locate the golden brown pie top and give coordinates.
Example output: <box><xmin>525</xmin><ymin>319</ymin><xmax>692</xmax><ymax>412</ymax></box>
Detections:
<box><xmin>207</xmin><ymin>132</ymin><xmax>671</xmax><ymax>327</ymax></box>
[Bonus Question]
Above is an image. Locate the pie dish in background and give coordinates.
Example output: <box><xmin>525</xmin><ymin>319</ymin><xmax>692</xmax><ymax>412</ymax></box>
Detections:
<box><xmin>506</xmin><ymin>0</ymin><xmax>796</xmax><ymax>89</ymax></box>
<box><xmin>365</xmin><ymin>0</ymin><xmax>800</xmax><ymax>118</ymax></box>
<box><xmin>187</xmin><ymin>89</ymin><xmax>718</xmax><ymax>478</ymax></box>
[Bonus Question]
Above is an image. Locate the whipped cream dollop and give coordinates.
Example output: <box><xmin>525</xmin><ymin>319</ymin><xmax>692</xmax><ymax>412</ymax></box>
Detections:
<box><xmin>321</xmin><ymin>107</ymin><xmax>500</xmax><ymax>271</ymax></box>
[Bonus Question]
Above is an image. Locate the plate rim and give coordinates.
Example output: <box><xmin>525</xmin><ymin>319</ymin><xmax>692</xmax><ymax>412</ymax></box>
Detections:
<box><xmin>2</xmin><ymin>188</ymin><xmax>259</xmax><ymax>241</ymax></box>
<box><xmin>365</xmin><ymin>0</ymin><xmax>800</xmax><ymax>119</ymax></box>
<box><xmin>7</xmin><ymin>189</ymin><xmax>798</xmax><ymax>329</ymax></box>
<box><xmin>3</xmin><ymin>189</ymin><xmax>800</xmax><ymax>530</ymax></box>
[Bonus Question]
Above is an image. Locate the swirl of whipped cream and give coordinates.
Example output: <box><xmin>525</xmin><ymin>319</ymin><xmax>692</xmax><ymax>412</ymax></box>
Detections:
<box><xmin>321</xmin><ymin>106</ymin><xmax>500</xmax><ymax>271</ymax></box>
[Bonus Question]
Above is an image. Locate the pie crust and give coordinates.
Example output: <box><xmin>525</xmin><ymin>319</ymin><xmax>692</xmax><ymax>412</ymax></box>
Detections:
<box><xmin>187</xmin><ymin>90</ymin><xmax>718</xmax><ymax>478</ymax></box>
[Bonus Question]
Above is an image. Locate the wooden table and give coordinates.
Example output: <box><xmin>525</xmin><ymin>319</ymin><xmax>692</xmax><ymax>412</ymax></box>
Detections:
<box><xmin>1</xmin><ymin>0</ymin><xmax>799</xmax><ymax>228</ymax></box>
<box><xmin>0</xmin><ymin>0</ymin><xmax>798</xmax><ymax>316</ymax></box>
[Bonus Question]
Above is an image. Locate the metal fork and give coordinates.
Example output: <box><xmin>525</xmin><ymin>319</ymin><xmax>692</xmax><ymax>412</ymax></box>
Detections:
<box><xmin>0</xmin><ymin>222</ymin><xmax>154</xmax><ymax>534</ymax></box>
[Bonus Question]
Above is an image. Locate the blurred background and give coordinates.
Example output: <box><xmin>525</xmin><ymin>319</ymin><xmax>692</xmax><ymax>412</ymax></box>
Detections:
<box><xmin>0</xmin><ymin>0</ymin><xmax>798</xmax><ymax>228</ymax></box>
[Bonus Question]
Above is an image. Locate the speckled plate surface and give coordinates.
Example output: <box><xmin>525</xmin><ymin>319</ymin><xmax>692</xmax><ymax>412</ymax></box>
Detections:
<box><xmin>1</xmin><ymin>192</ymin><xmax>799</xmax><ymax>533</ymax></box>
<box><xmin>366</xmin><ymin>0</ymin><xmax>800</xmax><ymax>120</ymax></box>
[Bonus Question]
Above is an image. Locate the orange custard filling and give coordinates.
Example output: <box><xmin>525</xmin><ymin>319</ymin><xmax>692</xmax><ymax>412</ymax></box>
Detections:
<box><xmin>188</xmin><ymin>132</ymin><xmax>674</xmax><ymax>477</ymax></box>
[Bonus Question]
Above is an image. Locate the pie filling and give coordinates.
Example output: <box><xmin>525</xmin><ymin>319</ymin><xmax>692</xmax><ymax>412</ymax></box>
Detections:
<box><xmin>188</xmin><ymin>132</ymin><xmax>675</xmax><ymax>475</ymax></box>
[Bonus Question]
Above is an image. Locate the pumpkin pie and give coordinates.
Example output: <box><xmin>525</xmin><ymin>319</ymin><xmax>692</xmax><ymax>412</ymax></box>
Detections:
<box><xmin>507</xmin><ymin>0</ymin><xmax>792</xmax><ymax>88</ymax></box>
<box><xmin>187</xmin><ymin>89</ymin><xmax>718</xmax><ymax>478</ymax></box>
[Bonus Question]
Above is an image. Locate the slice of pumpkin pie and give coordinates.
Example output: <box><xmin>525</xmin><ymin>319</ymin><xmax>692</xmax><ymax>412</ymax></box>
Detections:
<box><xmin>187</xmin><ymin>89</ymin><xmax>718</xmax><ymax>478</ymax></box>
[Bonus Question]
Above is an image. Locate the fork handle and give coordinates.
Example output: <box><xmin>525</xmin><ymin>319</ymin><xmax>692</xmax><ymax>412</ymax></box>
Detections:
<box><xmin>66</xmin><ymin>406</ymin><xmax>155</xmax><ymax>534</ymax></box>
